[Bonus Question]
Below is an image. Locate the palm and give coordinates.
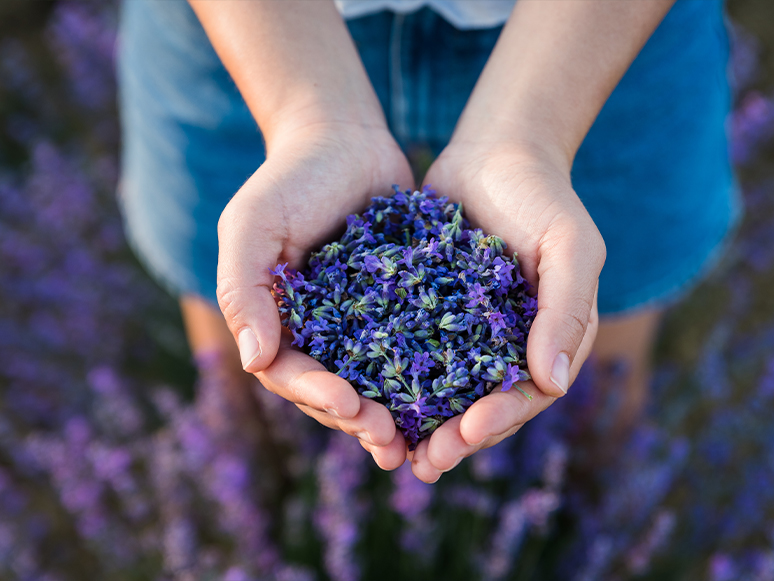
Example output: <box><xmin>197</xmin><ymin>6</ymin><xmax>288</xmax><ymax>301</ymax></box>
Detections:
<box><xmin>228</xmin><ymin>129</ymin><xmax>412</xmax><ymax>270</ymax></box>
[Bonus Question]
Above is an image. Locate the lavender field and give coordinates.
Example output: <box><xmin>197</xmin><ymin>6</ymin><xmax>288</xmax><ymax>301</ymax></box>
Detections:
<box><xmin>2</xmin><ymin>2</ymin><xmax>774</xmax><ymax>580</ymax></box>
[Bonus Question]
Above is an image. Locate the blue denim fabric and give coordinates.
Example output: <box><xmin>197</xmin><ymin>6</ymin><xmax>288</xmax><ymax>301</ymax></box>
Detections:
<box><xmin>117</xmin><ymin>0</ymin><xmax>738</xmax><ymax>315</ymax></box>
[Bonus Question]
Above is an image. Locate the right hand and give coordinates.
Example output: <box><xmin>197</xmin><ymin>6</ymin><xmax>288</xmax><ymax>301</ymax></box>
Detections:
<box><xmin>408</xmin><ymin>137</ymin><xmax>605</xmax><ymax>482</ymax></box>
<box><xmin>216</xmin><ymin>121</ymin><xmax>414</xmax><ymax>470</ymax></box>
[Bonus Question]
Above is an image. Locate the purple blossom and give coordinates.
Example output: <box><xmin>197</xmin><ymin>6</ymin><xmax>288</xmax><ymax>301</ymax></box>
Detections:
<box><xmin>625</xmin><ymin>510</ymin><xmax>676</xmax><ymax>575</ymax></box>
<box><xmin>491</xmin><ymin>256</ymin><xmax>515</xmax><ymax>289</ymax></box>
<box><xmin>273</xmin><ymin>187</ymin><xmax>535</xmax><ymax>448</ymax></box>
<box><xmin>730</xmin><ymin>91</ymin><xmax>774</xmax><ymax>165</ymax></box>
<box><xmin>484</xmin><ymin>499</ymin><xmax>528</xmax><ymax>580</ymax></box>
<box><xmin>270</xmin><ymin>262</ymin><xmax>289</xmax><ymax>282</ymax></box>
<box><xmin>390</xmin><ymin>462</ymin><xmax>434</xmax><ymax>519</ymax></box>
<box><xmin>710</xmin><ymin>554</ymin><xmax>739</xmax><ymax>581</ymax></box>
<box><xmin>47</xmin><ymin>2</ymin><xmax>117</xmax><ymax>111</ymax></box>
<box><xmin>730</xmin><ymin>23</ymin><xmax>761</xmax><ymax>93</ymax></box>
<box><xmin>500</xmin><ymin>363</ymin><xmax>528</xmax><ymax>392</ymax></box>
<box><xmin>315</xmin><ymin>433</ymin><xmax>367</xmax><ymax>581</ymax></box>
<box><xmin>465</xmin><ymin>282</ymin><xmax>488</xmax><ymax>308</ymax></box>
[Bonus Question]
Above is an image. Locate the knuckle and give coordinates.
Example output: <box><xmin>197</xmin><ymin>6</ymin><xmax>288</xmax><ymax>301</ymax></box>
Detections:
<box><xmin>570</xmin><ymin>224</ymin><xmax>606</xmax><ymax>269</ymax></box>
<box><xmin>588</xmin><ymin>230</ymin><xmax>607</xmax><ymax>271</ymax></box>
<box><xmin>543</xmin><ymin>301</ymin><xmax>590</xmax><ymax>346</ymax></box>
<box><xmin>215</xmin><ymin>277</ymin><xmax>246</xmax><ymax>328</ymax></box>
<box><xmin>554</xmin><ymin>215</ymin><xmax>606</xmax><ymax>271</ymax></box>
<box><xmin>217</xmin><ymin>200</ymin><xmax>239</xmax><ymax>239</ymax></box>
<box><xmin>564</xmin><ymin>302</ymin><xmax>590</xmax><ymax>339</ymax></box>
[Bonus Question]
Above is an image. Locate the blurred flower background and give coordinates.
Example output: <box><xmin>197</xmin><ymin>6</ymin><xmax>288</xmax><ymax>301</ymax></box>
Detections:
<box><xmin>2</xmin><ymin>1</ymin><xmax>774</xmax><ymax>580</ymax></box>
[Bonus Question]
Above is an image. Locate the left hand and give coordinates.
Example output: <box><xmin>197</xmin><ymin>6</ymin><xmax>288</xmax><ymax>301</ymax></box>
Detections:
<box><xmin>216</xmin><ymin>121</ymin><xmax>414</xmax><ymax>471</ymax></box>
<box><xmin>404</xmin><ymin>137</ymin><xmax>603</xmax><ymax>483</ymax></box>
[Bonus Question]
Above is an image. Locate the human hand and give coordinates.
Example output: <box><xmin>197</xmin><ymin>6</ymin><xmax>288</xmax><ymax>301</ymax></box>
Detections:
<box><xmin>216</xmin><ymin>121</ymin><xmax>414</xmax><ymax>470</ymax></box>
<box><xmin>409</xmin><ymin>138</ymin><xmax>604</xmax><ymax>482</ymax></box>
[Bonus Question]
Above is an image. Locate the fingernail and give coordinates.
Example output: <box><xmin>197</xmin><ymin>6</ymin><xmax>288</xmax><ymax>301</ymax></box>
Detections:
<box><xmin>355</xmin><ymin>431</ymin><xmax>375</xmax><ymax>446</ymax></box>
<box><xmin>550</xmin><ymin>352</ymin><xmax>570</xmax><ymax>394</ymax></box>
<box><xmin>442</xmin><ymin>457</ymin><xmax>463</xmax><ymax>473</ymax></box>
<box><xmin>238</xmin><ymin>328</ymin><xmax>261</xmax><ymax>371</ymax></box>
<box><xmin>324</xmin><ymin>406</ymin><xmax>343</xmax><ymax>419</ymax></box>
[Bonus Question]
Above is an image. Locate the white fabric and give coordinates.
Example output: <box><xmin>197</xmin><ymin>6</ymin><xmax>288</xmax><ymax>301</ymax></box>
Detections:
<box><xmin>334</xmin><ymin>0</ymin><xmax>514</xmax><ymax>30</ymax></box>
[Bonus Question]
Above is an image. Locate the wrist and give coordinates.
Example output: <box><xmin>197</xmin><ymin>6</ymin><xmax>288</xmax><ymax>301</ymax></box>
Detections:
<box><xmin>447</xmin><ymin>118</ymin><xmax>574</xmax><ymax>178</ymax></box>
<box><xmin>262</xmin><ymin>96</ymin><xmax>389</xmax><ymax>155</ymax></box>
<box><xmin>191</xmin><ymin>0</ymin><xmax>390</xmax><ymax>154</ymax></box>
<box><xmin>259</xmin><ymin>119</ymin><xmax>412</xmax><ymax>203</ymax></box>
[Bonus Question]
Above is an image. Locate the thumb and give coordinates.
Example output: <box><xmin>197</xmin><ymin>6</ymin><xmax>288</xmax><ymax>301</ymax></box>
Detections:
<box><xmin>526</xmin><ymin>226</ymin><xmax>605</xmax><ymax>397</ymax></box>
<box><xmin>216</xmin><ymin>198</ymin><xmax>283</xmax><ymax>374</ymax></box>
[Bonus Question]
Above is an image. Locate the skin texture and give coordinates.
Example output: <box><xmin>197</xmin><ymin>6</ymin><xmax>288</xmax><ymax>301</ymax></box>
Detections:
<box><xmin>186</xmin><ymin>0</ymin><xmax>677</xmax><ymax>481</ymax></box>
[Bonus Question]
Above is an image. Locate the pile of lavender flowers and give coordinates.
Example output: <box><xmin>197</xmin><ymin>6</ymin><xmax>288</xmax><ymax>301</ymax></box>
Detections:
<box><xmin>272</xmin><ymin>186</ymin><xmax>537</xmax><ymax>448</ymax></box>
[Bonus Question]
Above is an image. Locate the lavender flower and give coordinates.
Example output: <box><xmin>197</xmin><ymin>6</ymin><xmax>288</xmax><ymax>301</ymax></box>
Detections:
<box><xmin>710</xmin><ymin>553</ymin><xmax>739</xmax><ymax>581</ymax></box>
<box><xmin>484</xmin><ymin>499</ymin><xmax>527</xmax><ymax>580</ymax></box>
<box><xmin>730</xmin><ymin>92</ymin><xmax>774</xmax><ymax>165</ymax></box>
<box><xmin>315</xmin><ymin>432</ymin><xmax>367</xmax><ymax>581</ymax></box>
<box><xmin>625</xmin><ymin>510</ymin><xmax>676</xmax><ymax>575</ymax></box>
<box><xmin>273</xmin><ymin>186</ymin><xmax>536</xmax><ymax>448</ymax></box>
<box><xmin>390</xmin><ymin>462</ymin><xmax>434</xmax><ymax>519</ymax></box>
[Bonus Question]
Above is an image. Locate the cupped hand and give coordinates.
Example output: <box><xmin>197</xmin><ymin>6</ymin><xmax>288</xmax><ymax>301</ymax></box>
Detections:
<box><xmin>409</xmin><ymin>138</ymin><xmax>605</xmax><ymax>482</ymax></box>
<box><xmin>216</xmin><ymin>122</ymin><xmax>413</xmax><ymax>470</ymax></box>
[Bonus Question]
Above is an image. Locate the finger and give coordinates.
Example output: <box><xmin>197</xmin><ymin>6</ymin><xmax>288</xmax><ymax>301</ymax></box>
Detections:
<box><xmin>296</xmin><ymin>395</ymin><xmax>396</xmax><ymax>447</ymax></box>
<box><xmin>411</xmin><ymin>438</ymin><xmax>443</xmax><ymax>484</ymax></box>
<box><xmin>424</xmin><ymin>415</ymin><xmax>479</xmax><ymax>472</ymax></box>
<box><xmin>527</xmin><ymin>223</ymin><xmax>605</xmax><ymax>397</ymax></box>
<box><xmin>258</xmin><ymin>330</ymin><xmax>361</xmax><ymax>418</ymax></box>
<box><xmin>359</xmin><ymin>430</ymin><xmax>407</xmax><ymax>471</ymax></box>
<box><xmin>457</xmin><ymin>301</ymin><xmax>597</xmax><ymax>447</ymax></box>
<box><xmin>415</xmin><ymin>416</ymin><xmax>528</xmax><ymax>478</ymax></box>
<box><xmin>459</xmin><ymin>381</ymin><xmax>555</xmax><ymax>446</ymax></box>
<box><xmin>216</xmin><ymin>183</ymin><xmax>287</xmax><ymax>373</ymax></box>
